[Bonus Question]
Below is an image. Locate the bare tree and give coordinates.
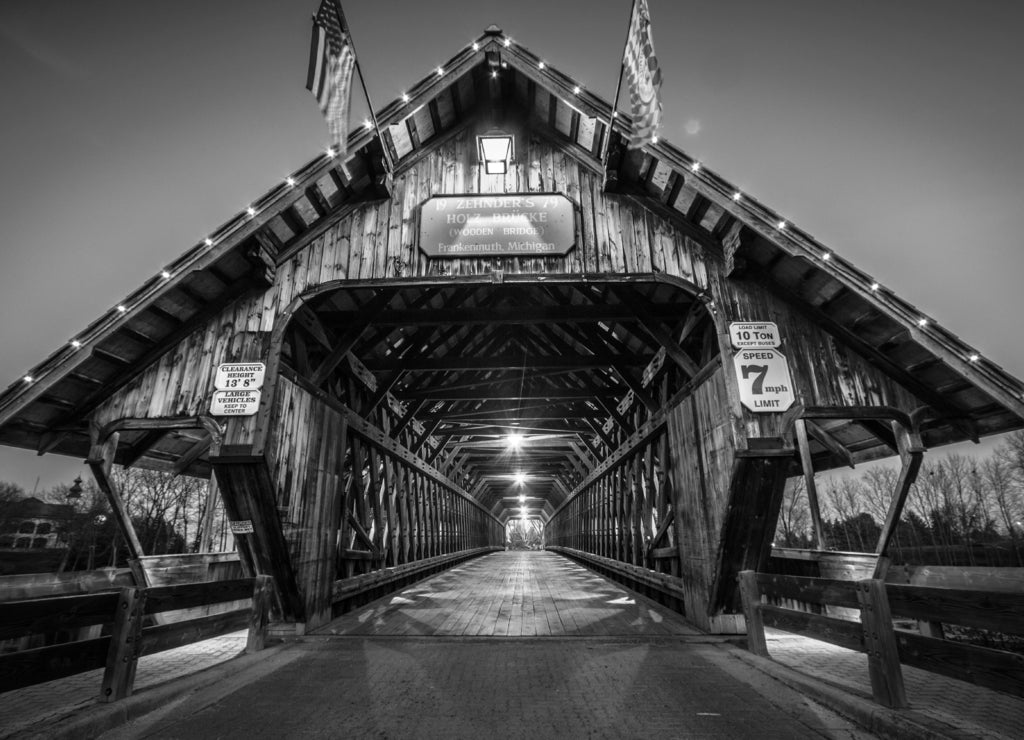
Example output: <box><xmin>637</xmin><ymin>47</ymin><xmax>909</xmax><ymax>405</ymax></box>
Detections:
<box><xmin>775</xmin><ymin>477</ymin><xmax>812</xmax><ymax>548</ymax></box>
<box><xmin>110</xmin><ymin>467</ymin><xmax>211</xmax><ymax>555</ymax></box>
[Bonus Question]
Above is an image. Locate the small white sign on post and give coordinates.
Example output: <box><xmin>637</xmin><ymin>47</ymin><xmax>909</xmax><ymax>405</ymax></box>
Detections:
<box><xmin>729</xmin><ymin>322</ymin><xmax>781</xmax><ymax>349</ymax></box>
<box><xmin>733</xmin><ymin>348</ymin><xmax>795</xmax><ymax>413</ymax></box>
<box><xmin>214</xmin><ymin>363</ymin><xmax>266</xmax><ymax>391</ymax></box>
<box><xmin>229</xmin><ymin>520</ymin><xmax>254</xmax><ymax>535</ymax></box>
<box><xmin>209</xmin><ymin>389</ymin><xmax>262</xmax><ymax>416</ymax></box>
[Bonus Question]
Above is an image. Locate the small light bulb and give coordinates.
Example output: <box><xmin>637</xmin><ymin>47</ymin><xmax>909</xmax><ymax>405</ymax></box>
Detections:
<box><xmin>538</xmin><ymin>61</ymin><xmax>545</xmax><ymax>70</ymax></box>
<box><xmin>821</xmin><ymin>253</ymin><xmax>831</xmax><ymax>261</ymax></box>
<box><xmin>326</xmin><ymin>147</ymin><xmax>336</xmax><ymax>158</ymax></box>
<box><xmin>777</xmin><ymin>220</ymin><xmax>787</xmax><ymax>230</ymax></box>
<box><xmin>117</xmin><ymin>305</ymin><xmax>127</xmax><ymax>313</ymax></box>
<box><xmin>969</xmin><ymin>354</ymin><xmax>980</xmax><ymax>362</ymax></box>
<box><xmin>204</xmin><ymin>237</ymin><xmax>214</xmax><ymax>247</ymax></box>
<box><xmin>917</xmin><ymin>318</ymin><xmax>928</xmax><ymax>327</ymax></box>
<box><xmin>71</xmin><ymin>340</ymin><xmax>82</xmax><ymax>349</ymax></box>
<box><xmin>573</xmin><ymin>85</ymin><xmax>581</xmax><ymax>95</ymax></box>
<box><xmin>870</xmin><ymin>282</ymin><xmax>880</xmax><ymax>292</ymax></box>
<box><xmin>504</xmin><ymin>38</ymin><xmax>511</xmax><ymax>48</ymax></box>
<box><xmin>23</xmin><ymin>375</ymin><xmax>33</xmax><ymax>383</ymax></box>
<box><xmin>491</xmin><ymin>70</ymin><xmax>498</xmax><ymax>78</ymax></box>
<box><xmin>690</xmin><ymin>161</ymin><xmax>701</xmax><ymax>172</ymax></box>
<box><xmin>732</xmin><ymin>192</ymin><xmax>742</xmax><ymax>201</ymax></box>
<box><xmin>436</xmin><ymin>66</ymin><xmax>444</xmax><ymax>76</ymax></box>
<box><xmin>651</xmin><ymin>135</ymin><xmax>659</xmax><ymax>144</ymax></box>
<box><xmin>286</xmin><ymin>177</ymin><xmax>296</xmax><ymax>187</ymax></box>
<box><xmin>161</xmin><ymin>270</ymin><xmax>171</xmax><ymax>279</ymax></box>
<box><xmin>472</xmin><ymin>42</ymin><xmax>479</xmax><ymax>51</ymax></box>
<box><xmin>246</xmin><ymin>206</ymin><xmax>256</xmax><ymax>217</ymax></box>
<box><xmin>363</xmin><ymin>120</ymin><xmax>372</xmax><ymax>131</ymax></box>
<box><xmin>402</xmin><ymin>93</ymin><xmax>410</xmax><ymax>103</ymax></box>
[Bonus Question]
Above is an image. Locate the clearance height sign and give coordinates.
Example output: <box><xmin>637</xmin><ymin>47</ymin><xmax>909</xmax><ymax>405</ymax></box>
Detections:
<box><xmin>419</xmin><ymin>194</ymin><xmax>575</xmax><ymax>258</ymax></box>
<box><xmin>209</xmin><ymin>362</ymin><xmax>265</xmax><ymax>416</ymax></box>
<box><xmin>729</xmin><ymin>322</ymin><xmax>795</xmax><ymax>413</ymax></box>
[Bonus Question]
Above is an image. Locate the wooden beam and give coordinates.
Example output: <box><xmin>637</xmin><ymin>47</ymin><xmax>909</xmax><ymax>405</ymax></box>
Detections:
<box><xmin>363</xmin><ymin>353</ymin><xmax>644</xmax><ymax>372</ymax></box>
<box><xmin>310</xmin><ymin>325</ymin><xmax>370</xmax><ymax>387</ymax></box>
<box><xmin>172</xmin><ymin>435</ymin><xmax>212</xmax><ymax>478</ymax></box>
<box><xmin>805</xmin><ymin>420</ymin><xmax>856</xmax><ymax>469</ymax></box>
<box><xmin>613</xmin><ymin>290</ymin><xmax>700</xmax><ymax>379</ymax></box>
<box><xmin>120</xmin><ymin>429</ymin><xmax>167</xmax><ymax>467</ymax></box>
<box><xmin>794</xmin><ymin>419</ymin><xmax>827</xmax><ymax>550</ymax></box>
<box><xmin>86</xmin><ymin>430</ymin><xmax>147</xmax><ymax>570</ymax></box>
<box><xmin>317</xmin><ymin>303</ymin><xmax>681</xmax><ymax>328</ymax></box>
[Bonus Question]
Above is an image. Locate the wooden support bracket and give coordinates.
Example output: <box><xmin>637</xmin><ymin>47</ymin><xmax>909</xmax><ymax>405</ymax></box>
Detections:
<box><xmin>856</xmin><ymin>579</ymin><xmax>908</xmax><ymax>708</ymax></box>
<box><xmin>100</xmin><ymin>587</ymin><xmax>146</xmax><ymax>702</ymax></box>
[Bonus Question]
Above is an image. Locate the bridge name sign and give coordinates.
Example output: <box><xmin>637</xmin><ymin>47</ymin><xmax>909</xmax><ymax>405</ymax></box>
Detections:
<box><xmin>419</xmin><ymin>193</ymin><xmax>575</xmax><ymax>258</ymax></box>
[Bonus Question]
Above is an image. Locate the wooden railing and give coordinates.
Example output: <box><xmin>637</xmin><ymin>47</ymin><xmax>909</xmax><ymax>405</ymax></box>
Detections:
<box><xmin>0</xmin><ymin>575</ymin><xmax>272</xmax><ymax>701</ymax></box>
<box><xmin>738</xmin><ymin>570</ymin><xmax>1024</xmax><ymax>707</ymax></box>
<box><xmin>332</xmin><ymin>546</ymin><xmax>501</xmax><ymax>614</ymax></box>
<box><xmin>547</xmin><ymin>547</ymin><xmax>687</xmax><ymax>615</ymax></box>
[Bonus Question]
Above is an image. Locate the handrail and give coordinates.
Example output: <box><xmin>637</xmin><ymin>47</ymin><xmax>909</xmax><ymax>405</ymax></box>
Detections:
<box><xmin>0</xmin><ymin>576</ymin><xmax>272</xmax><ymax>700</ymax></box>
<box><xmin>739</xmin><ymin>570</ymin><xmax>1024</xmax><ymax>706</ymax></box>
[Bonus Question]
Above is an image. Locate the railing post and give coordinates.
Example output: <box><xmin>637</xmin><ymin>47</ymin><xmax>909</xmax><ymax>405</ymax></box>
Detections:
<box><xmin>856</xmin><ymin>578</ymin><xmax>907</xmax><ymax>708</ymax></box>
<box><xmin>246</xmin><ymin>575</ymin><xmax>274</xmax><ymax>653</ymax></box>
<box><xmin>738</xmin><ymin>570</ymin><xmax>768</xmax><ymax>657</ymax></box>
<box><xmin>101</xmin><ymin>586</ymin><xmax>146</xmax><ymax>702</ymax></box>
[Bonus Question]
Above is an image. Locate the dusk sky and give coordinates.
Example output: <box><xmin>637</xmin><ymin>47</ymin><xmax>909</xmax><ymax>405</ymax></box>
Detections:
<box><xmin>1</xmin><ymin>1</ymin><xmax>1022</xmax><ymax>492</ymax></box>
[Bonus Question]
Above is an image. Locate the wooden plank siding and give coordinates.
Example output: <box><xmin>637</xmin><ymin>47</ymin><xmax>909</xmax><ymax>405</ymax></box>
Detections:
<box><xmin>89</xmin><ymin>128</ymin><xmax>719</xmax><ymax>456</ymax></box>
<box><xmin>708</xmin><ymin>270</ymin><xmax>925</xmax><ymax>449</ymax></box>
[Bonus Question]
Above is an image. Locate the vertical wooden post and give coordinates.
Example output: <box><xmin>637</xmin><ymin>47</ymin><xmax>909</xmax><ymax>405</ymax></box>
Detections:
<box><xmin>856</xmin><ymin>578</ymin><xmax>907</xmax><ymax>708</ymax></box>
<box><xmin>246</xmin><ymin>575</ymin><xmax>274</xmax><ymax>653</ymax></box>
<box><xmin>101</xmin><ymin>586</ymin><xmax>146</xmax><ymax>702</ymax></box>
<box><xmin>197</xmin><ymin>475</ymin><xmax>221</xmax><ymax>553</ymax></box>
<box><xmin>738</xmin><ymin>571</ymin><xmax>768</xmax><ymax>657</ymax></box>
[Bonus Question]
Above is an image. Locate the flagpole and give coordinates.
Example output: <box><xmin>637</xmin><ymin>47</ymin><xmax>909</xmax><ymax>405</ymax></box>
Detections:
<box><xmin>331</xmin><ymin>2</ymin><xmax>395</xmax><ymax>175</ymax></box>
<box><xmin>600</xmin><ymin>0</ymin><xmax>638</xmax><ymax>165</ymax></box>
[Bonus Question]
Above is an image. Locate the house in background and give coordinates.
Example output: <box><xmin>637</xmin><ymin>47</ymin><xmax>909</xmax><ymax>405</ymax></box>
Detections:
<box><xmin>0</xmin><ymin>496</ymin><xmax>72</xmax><ymax>574</ymax></box>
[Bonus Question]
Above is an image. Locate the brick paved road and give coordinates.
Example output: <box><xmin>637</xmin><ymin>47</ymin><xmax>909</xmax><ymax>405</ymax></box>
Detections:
<box><xmin>763</xmin><ymin>630</ymin><xmax>1024</xmax><ymax>740</ymax></box>
<box><xmin>106</xmin><ymin>637</ymin><xmax>871</xmax><ymax>739</ymax></box>
<box><xmin>0</xmin><ymin>632</ymin><xmax>248</xmax><ymax>739</ymax></box>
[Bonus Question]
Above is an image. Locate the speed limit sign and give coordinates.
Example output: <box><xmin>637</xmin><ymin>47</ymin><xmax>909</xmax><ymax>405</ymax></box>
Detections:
<box><xmin>732</xmin><ymin>348</ymin><xmax>795</xmax><ymax>412</ymax></box>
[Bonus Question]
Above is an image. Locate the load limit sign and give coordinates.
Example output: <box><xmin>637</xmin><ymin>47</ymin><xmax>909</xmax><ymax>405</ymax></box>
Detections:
<box><xmin>732</xmin><ymin>348</ymin><xmax>795</xmax><ymax>412</ymax></box>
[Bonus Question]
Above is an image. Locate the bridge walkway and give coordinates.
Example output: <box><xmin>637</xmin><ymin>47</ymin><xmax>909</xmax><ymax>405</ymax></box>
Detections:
<box><xmin>318</xmin><ymin>550</ymin><xmax>699</xmax><ymax>638</ymax></box>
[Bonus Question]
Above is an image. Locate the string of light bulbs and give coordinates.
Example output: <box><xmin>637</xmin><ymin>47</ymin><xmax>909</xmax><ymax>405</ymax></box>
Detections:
<box><xmin>11</xmin><ymin>31</ymin><xmax>1009</xmax><ymax>401</ymax></box>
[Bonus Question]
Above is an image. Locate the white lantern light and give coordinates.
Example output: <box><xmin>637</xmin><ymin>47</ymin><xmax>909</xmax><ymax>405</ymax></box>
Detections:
<box><xmin>477</xmin><ymin>131</ymin><xmax>515</xmax><ymax>175</ymax></box>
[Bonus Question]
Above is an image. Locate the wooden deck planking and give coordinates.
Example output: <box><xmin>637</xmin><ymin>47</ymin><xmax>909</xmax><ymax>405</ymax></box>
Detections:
<box><xmin>317</xmin><ymin>551</ymin><xmax>699</xmax><ymax>637</ymax></box>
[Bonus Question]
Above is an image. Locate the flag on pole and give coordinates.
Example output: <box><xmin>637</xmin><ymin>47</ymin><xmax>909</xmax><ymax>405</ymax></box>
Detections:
<box><xmin>306</xmin><ymin>0</ymin><xmax>356</xmax><ymax>155</ymax></box>
<box><xmin>622</xmin><ymin>0</ymin><xmax>663</xmax><ymax>149</ymax></box>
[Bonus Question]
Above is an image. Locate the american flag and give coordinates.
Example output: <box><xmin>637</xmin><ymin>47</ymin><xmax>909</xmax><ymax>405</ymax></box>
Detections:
<box><xmin>622</xmin><ymin>0</ymin><xmax>663</xmax><ymax>149</ymax></box>
<box><xmin>306</xmin><ymin>0</ymin><xmax>356</xmax><ymax>154</ymax></box>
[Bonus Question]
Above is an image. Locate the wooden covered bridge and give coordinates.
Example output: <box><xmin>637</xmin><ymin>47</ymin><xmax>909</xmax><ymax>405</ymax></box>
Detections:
<box><xmin>2</xmin><ymin>26</ymin><xmax>1024</xmax><ymax>717</ymax></box>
